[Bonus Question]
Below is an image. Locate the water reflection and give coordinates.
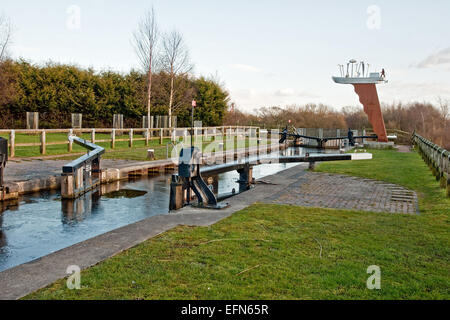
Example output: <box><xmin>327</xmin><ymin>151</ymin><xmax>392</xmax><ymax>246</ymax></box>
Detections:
<box><xmin>61</xmin><ymin>190</ymin><xmax>101</xmax><ymax>225</ymax></box>
<box><xmin>0</xmin><ymin>200</ymin><xmax>19</xmax><ymax>253</ymax></box>
<box><xmin>0</xmin><ymin>215</ymin><xmax>6</xmax><ymax>253</ymax></box>
<box><xmin>60</xmin><ymin>182</ymin><xmax>150</xmax><ymax>225</ymax></box>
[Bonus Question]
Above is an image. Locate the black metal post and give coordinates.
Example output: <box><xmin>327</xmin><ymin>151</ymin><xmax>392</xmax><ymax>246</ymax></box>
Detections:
<box><xmin>191</xmin><ymin>103</ymin><xmax>194</xmax><ymax>147</ymax></box>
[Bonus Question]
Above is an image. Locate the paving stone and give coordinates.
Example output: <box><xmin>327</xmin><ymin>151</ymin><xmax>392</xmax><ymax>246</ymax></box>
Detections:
<box><xmin>263</xmin><ymin>172</ymin><xmax>419</xmax><ymax>215</ymax></box>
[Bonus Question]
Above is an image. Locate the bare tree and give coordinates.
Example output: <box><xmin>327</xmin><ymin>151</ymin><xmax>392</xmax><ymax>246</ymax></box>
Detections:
<box><xmin>161</xmin><ymin>30</ymin><xmax>193</xmax><ymax>128</ymax></box>
<box><xmin>0</xmin><ymin>14</ymin><xmax>12</xmax><ymax>61</ymax></box>
<box><xmin>437</xmin><ymin>97</ymin><xmax>449</xmax><ymax>139</ymax></box>
<box><xmin>133</xmin><ymin>8</ymin><xmax>159</xmax><ymax>129</ymax></box>
<box><xmin>437</xmin><ymin>97</ymin><xmax>449</xmax><ymax>120</ymax></box>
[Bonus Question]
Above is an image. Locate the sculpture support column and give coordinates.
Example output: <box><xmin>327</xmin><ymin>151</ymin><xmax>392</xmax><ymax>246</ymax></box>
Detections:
<box><xmin>353</xmin><ymin>84</ymin><xmax>388</xmax><ymax>142</ymax></box>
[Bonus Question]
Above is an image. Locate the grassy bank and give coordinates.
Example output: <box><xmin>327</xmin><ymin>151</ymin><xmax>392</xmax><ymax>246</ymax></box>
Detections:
<box><xmin>26</xmin><ymin>149</ymin><xmax>449</xmax><ymax>300</ymax></box>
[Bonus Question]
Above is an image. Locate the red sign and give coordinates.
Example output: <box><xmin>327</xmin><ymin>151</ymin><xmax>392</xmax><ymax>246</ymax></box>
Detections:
<box><xmin>192</xmin><ymin>100</ymin><xmax>197</xmax><ymax>108</ymax></box>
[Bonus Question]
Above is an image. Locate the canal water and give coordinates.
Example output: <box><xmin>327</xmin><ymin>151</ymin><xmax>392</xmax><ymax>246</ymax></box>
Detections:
<box><xmin>0</xmin><ymin>147</ymin><xmax>332</xmax><ymax>272</ymax></box>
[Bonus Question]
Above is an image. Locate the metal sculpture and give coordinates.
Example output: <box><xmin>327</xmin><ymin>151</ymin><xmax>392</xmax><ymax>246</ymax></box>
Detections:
<box><xmin>332</xmin><ymin>59</ymin><xmax>389</xmax><ymax>142</ymax></box>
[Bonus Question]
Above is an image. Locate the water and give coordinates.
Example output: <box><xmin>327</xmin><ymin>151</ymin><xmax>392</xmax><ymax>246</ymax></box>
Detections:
<box><xmin>0</xmin><ymin>147</ymin><xmax>332</xmax><ymax>272</ymax></box>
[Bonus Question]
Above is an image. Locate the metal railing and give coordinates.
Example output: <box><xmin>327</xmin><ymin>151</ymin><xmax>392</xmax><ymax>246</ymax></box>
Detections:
<box><xmin>61</xmin><ymin>136</ymin><xmax>105</xmax><ymax>199</ymax></box>
<box><xmin>412</xmin><ymin>131</ymin><xmax>450</xmax><ymax>197</ymax></box>
<box><xmin>296</xmin><ymin>128</ymin><xmax>372</xmax><ymax>148</ymax></box>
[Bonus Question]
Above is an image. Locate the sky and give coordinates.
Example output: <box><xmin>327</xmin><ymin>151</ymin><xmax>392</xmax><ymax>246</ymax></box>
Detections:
<box><xmin>2</xmin><ymin>0</ymin><xmax>450</xmax><ymax>113</ymax></box>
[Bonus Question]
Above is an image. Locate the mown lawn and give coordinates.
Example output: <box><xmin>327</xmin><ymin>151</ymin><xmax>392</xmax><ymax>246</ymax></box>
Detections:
<box><xmin>25</xmin><ymin>148</ymin><xmax>449</xmax><ymax>300</ymax></box>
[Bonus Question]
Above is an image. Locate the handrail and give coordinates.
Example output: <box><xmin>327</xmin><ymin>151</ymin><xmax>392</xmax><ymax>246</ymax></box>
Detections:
<box><xmin>412</xmin><ymin>132</ymin><xmax>449</xmax><ymax>155</ymax></box>
<box><xmin>62</xmin><ymin>136</ymin><xmax>105</xmax><ymax>173</ymax></box>
<box><xmin>61</xmin><ymin>136</ymin><xmax>105</xmax><ymax>199</ymax></box>
<box><xmin>412</xmin><ymin>131</ymin><xmax>450</xmax><ymax>197</ymax></box>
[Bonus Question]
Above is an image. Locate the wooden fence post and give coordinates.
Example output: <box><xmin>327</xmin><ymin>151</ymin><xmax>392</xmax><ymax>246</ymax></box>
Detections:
<box><xmin>40</xmin><ymin>130</ymin><xmax>46</xmax><ymax>155</ymax></box>
<box><xmin>111</xmin><ymin>129</ymin><xmax>116</xmax><ymax>149</ymax></box>
<box><xmin>145</xmin><ymin>128</ymin><xmax>150</xmax><ymax>146</ymax></box>
<box><xmin>9</xmin><ymin>130</ymin><xmax>15</xmax><ymax>158</ymax></box>
<box><xmin>91</xmin><ymin>129</ymin><xmax>96</xmax><ymax>144</ymax></box>
<box><xmin>129</xmin><ymin>129</ymin><xmax>133</xmax><ymax>148</ymax></box>
<box><xmin>68</xmin><ymin>129</ymin><xmax>73</xmax><ymax>152</ymax></box>
<box><xmin>434</xmin><ymin>148</ymin><xmax>440</xmax><ymax>179</ymax></box>
<box><xmin>160</xmin><ymin>129</ymin><xmax>163</xmax><ymax>145</ymax></box>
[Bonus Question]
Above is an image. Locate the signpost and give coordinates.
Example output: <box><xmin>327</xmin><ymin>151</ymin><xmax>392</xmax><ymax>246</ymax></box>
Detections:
<box><xmin>191</xmin><ymin>100</ymin><xmax>196</xmax><ymax>147</ymax></box>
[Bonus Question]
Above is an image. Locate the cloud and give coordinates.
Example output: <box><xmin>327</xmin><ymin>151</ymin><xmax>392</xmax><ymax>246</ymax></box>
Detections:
<box><xmin>229</xmin><ymin>87</ymin><xmax>323</xmax><ymax>112</ymax></box>
<box><xmin>382</xmin><ymin>81</ymin><xmax>450</xmax><ymax>102</ymax></box>
<box><xmin>230</xmin><ymin>64</ymin><xmax>261</xmax><ymax>73</ymax></box>
<box><xmin>232</xmin><ymin>88</ymin><xmax>257</xmax><ymax>100</ymax></box>
<box><xmin>274</xmin><ymin>88</ymin><xmax>295</xmax><ymax>96</ymax></box>
<box><xmin>229</xmin><ymin>64</ymin><xmax>277</xmax><ymax>77</ymax></box>
<box><xmin>274</xmin><ymin>88</ymin><xmax>319</xmax><ymax>98</ymax></box>
<box><xmin>416</xmin><ymin>47</ymin><xmax>450</xmax><ymax>69</ymax></box>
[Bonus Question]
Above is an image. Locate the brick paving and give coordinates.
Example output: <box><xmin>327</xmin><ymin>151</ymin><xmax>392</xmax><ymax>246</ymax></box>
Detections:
<box><xmin>263</xmin><ymin>171</ymin><xmax>419</xmax><ymax>214</ymax></box>
<box><xmin>395</xmin><ymin>145</ymin><xmax>412</xmax><ymax>153</ymax></box>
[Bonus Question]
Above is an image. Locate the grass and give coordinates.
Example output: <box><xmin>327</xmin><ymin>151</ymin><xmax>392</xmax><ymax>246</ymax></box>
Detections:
<box><xmin>25</xmin><ymin>148</ymin><xmax>449</xmax><ymax>300</ymax></box>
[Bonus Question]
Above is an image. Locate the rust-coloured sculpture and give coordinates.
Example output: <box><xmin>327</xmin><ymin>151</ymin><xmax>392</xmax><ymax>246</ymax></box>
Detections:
<box><xmin>353</xmin><ymin>84</ymin><xmax>388</xmax><ymax>142</ymax></box>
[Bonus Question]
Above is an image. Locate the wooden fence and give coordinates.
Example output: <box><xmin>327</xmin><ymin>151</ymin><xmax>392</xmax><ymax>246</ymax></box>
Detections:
<box><xmin>0</xmin><ymin>126</ymin><xmax>262</xmax><ymax>158</ymax></box>
<box><xmin>412</xmin><ymin>131</ymin><xmax>450</xmax><ymax>197</ymax></box>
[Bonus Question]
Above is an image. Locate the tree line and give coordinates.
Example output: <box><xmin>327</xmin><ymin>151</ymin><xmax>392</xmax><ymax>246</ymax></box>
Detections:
<box><xmin>0</xmin><ymin>60</ymin><xmax>229</xmax><ymax>129</ymax></box>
